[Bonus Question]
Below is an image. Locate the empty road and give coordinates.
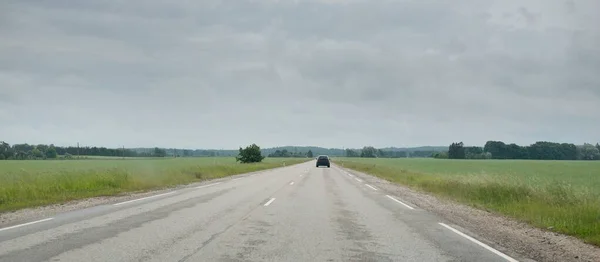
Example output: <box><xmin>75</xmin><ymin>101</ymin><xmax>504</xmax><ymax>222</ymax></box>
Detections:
<box><xmin>0</xmin><ymin>161</ymin><xmax>520</xmax><ymax>262</ymax></box>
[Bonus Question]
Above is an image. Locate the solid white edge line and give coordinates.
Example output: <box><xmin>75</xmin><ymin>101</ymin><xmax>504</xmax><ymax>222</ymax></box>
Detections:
<box><xmin>354</xmin><ymin>177</ymin><xmax>363</xmax><ymax>182</ymax></box>
<box><xmin>438</xmin><ymin>223</ymin><xmax>518</xmax><ymax>262</ymax></box>
<box><xmin>365</xmin><ymin>184</ymin><xmax>378</xmax><ymax>191</ymax></box>
<box><xmin>195</xmin><ymin>182</ymin><xmax>222</xmax><ymax>189</ymax></box>
<box><xmin>264</xmin><ymin>198</ymin><xmax>276</xmax><ymax>206</ymax></box>
<box><xmin>114</xmin><ymin>191</ymin><xmax>177</xmax><ymax>206</ymax></box>
<box><xmin>0</xmin><ymin>218</ymin><xmax>54</xmax><ymax>232</ymax></box>
<box><xmin>385</xmin><ymin>195</ymin><xmax>415</xmax><ymax>210</ymax></box>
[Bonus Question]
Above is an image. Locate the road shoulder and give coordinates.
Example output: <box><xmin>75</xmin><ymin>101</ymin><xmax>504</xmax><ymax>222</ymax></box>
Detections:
<box><xmin>337</xmin><ymin>165</ymin><xmax>600</xmax><ymax>262</ymax></box>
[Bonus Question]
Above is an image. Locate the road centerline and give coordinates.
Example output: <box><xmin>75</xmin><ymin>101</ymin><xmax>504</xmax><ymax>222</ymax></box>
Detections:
<box><xmin>264</xmin><ymin>198</ymin><xmax>276</xmax><ymax>206</ymax></box>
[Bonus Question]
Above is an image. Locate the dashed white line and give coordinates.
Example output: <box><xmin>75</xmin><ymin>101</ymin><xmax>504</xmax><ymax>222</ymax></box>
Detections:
<box><xmin>114</xmin><ymin>191</ymin><xmax>177</xmax><ymax>206</ymax></box>
<box><xmin>264</xmin><ymin>198</ymin><xmax>276</xmax><ymax>206</ymax></box>
<box><xmin>0</xmin><ymin>218</ymin><xmax>54</xmax><ymax>232</ymax></box>
<box><xmin>289</xmin><ymin>181</ymin><xmax>295</xmax><ymax>186</ymax></box>
<box><xmin>439</xmin><ymin>223</ymin><xmax>519</xmax><ymax>262</ymax></box>
<box><xmin>385</xmin><ymin>195</ymin><xmax>415</xmax><ymax>210</ymax></box>
<box><xmin>365</xmin><ymin>184</ymin><xmax>378</xmax><ymax>191</ymax></box>
<box><xmin>346</xmin><ymin>173</ymin><xmax>353</xmax><ymax>177</ymax></box>
<box><xmin>195</xmin><ymin>182</ymin><xmax>222</xmax><ymax>189</ymax></box>
<box><xmin>231</xmin><ymin>178</ymin><xmax>242</xmax><ymax>181</ymax></box>
<box><xmin>354</xmin><ymin>177</ymin><xmax>363</xmax><ymax>183</ymax></box>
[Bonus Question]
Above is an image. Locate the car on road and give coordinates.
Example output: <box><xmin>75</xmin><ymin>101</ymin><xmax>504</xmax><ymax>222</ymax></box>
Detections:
<box><xmin>316</xmin><ymin>155</ymin><xmax>330</xmax><ymax>168</ymax></box>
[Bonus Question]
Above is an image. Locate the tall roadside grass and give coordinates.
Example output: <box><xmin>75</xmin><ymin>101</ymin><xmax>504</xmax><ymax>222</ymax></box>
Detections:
<box><xmin>335</xmin><ymin>158</ymin><xmax>600</xmax><ymax>246</ymax></box>
<box><xmin>0</xmin><ymin>157</ymin><xmax>307</xmax><ymax>213</ymax></box>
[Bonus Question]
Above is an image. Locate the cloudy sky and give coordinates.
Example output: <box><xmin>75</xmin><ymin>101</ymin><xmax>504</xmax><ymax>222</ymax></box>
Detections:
<box><xmin>1</xmin><ymin>0</ymin><xmax>599</xmax><ymax>149</ymax></box>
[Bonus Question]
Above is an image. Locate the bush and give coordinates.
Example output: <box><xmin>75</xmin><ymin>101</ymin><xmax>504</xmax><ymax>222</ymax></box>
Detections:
<box><xmin>236</xmin><ymin>144</ymin><xmax>265</xmax><ymax>163</ymax></box>
<box><xmin>433</xmin><ymin>152</ymin><xmax>448</xmax><ymax>159</ymax></box>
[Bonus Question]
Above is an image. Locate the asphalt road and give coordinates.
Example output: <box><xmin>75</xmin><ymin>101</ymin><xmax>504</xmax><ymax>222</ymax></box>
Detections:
<box><xmin>0</xmin><ymin>161</ymin><xmax>520</xmax><ymax>262</ymax></box>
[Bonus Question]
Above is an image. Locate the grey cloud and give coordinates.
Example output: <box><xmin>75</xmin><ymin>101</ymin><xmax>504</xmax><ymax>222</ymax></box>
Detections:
<box><xmin>518</xmin><ymin>7</ymin><xmax>537</xmax><ymax>25</ymax></box>
<box><xmin>0</xmin><ymin>0</ymin><xmax>599</xmax><ymax>148</ymax></box>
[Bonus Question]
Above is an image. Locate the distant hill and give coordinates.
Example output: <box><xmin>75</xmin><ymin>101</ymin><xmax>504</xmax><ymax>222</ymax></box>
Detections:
<box><xmin>379</xmin><ymin>146</ymin><xmax>448</xmax><ymax>152</ymax></box>
<box><xmin>262</xmin><ymin>146</ymin><xmax>345</xmax><ymax>157</ymax></box>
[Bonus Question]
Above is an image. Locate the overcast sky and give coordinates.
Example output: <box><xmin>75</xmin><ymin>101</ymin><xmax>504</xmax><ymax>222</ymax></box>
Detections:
<box><xmin>1</xmin><ymin>0</ymin><xmax>599</xmax><ymax>149</ymax></box>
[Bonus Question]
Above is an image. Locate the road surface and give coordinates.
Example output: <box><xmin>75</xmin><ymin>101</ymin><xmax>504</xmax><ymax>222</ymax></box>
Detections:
<box><xmin>0</xmin><ymin>161</ymin><xmax>520</xmax><ymax>262</ymax></box>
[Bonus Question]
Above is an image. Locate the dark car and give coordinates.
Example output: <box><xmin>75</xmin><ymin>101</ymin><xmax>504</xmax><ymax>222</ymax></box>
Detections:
<box><xmin>316</xmin><ymin>155</ymin><xmax>330</xmax><ymax>168</ymax></box>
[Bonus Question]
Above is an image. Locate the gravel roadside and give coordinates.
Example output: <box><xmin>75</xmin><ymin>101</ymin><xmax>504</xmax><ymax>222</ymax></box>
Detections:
<box><xmin>339</xmin><ymin>165</ymin><xmax>600</xmax><ymax>262</ymax></box>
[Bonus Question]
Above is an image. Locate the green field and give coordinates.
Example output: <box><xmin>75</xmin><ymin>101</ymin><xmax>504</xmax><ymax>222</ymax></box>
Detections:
<box><xmin>335</xmin><ymin>158</ymin><xmax>600</xmax><ymax>246</ymax></box>
<box><xmin>0</xmin><ymin>157</ymin><xmax>307</xmax><ymax>213</ymax></box>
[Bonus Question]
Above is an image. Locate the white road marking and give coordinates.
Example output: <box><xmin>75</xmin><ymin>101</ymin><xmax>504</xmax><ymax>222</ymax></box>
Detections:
<box><xmin>195</xmin><ymin>182</ymin><xmax>222</xmax><ymax>189</ymax></box>
<box><xmin>0</xmin><ymin>218</ymin><xmax>54</xmax><ymax>232</ymax></box>
<box><xmin>231</xmin><ymin>178</ymin><xmax>242</xmax><ymax>181</ymax></box>
<box><xmin>439</xmin><ymin>223</ymin><xmax>519</xmax><ymax>262</ymax></box>
<box><xmin>114</xmin><ymin>191</ymin><xmax>177</xmax><ymax>206</ymax></box>
<box><xmin>264</xmin><ymin>198</ymin><xmax>276</xmax><ymax>206</ymax></box>
<box><xmin>385</xmin><ymin>195</ymin><xmax>415</xmax><ymax>210</ymax></box>
<box><xmin>346</xmin><ymin>173</ymin><xmax>353</xmax><ymax>177</ymax></box>
<box><xmin>365</xmin><ymin>184</ymin><xmax>378</xmax><ymax>191</ymax></box>
<box><xmin>300</xmin><ymin>174</ymin><xmax>303</xmax><ymax>177</ymax></box>
<box><xmin>354</xmin><ymin>178</ymin><xmax>363</xmax><ymax>182</ymax></box>
<box><xmin>289</xmin><ymin>181</ymin><xmax>295</xmax><ymax>186</ymax></box>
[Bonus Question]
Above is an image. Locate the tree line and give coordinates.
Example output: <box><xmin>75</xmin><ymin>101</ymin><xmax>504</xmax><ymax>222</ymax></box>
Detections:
<box><xmin>267</xmin><ymin>149</ymin><xmax>314</xmax><ymax>158</ymax></box>
<box><xmin>436</xmin><ymin>141</ymin><xmax>600</xmax><ymax>160</ymax></box>
<box><xmin>0</xmin><ymin>141</ymin><xmax>171</xmax><ymax>160</ymax></box>
<box><xmin>344</xmin><ymin>146</ymin><xmax>441</xmax><ymax>158</ymax></box>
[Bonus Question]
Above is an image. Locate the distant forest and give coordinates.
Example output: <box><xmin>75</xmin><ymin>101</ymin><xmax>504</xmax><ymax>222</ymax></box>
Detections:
<box><xmin>0</xmin><ymin>141</ymin><xmax>241</xmax><ymax>160</ymax></box>
<box><xmin>1</xmin><ymin>140</ymin><xmax>598</xmax><ymax>161</ymax></box>
<box><xmin>436</xmin><ymin>141</ymin><xmax>600</xmax><ymax>161</ymax></box>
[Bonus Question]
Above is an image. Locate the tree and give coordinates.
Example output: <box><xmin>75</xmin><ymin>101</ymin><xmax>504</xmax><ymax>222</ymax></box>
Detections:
<box><xmin>15</xmin><ymin>151</ymin><xmax>27</xmax><ymax>160</ymax></box>
<box><xmin>448</xmin><ymin>142</ymin><xmax>465</xmax><ymax>159</ymax></box>
<box><xmin>527</xmin><ymin>141</ymin><xmax>577</xmax><ymax>160</ymax></box>
<box><xmin>484</xmin><ymin>141</ymin><xmax>508</xmax><ymax>159</ymax></box>
<box><xmin>577</xmin><ymin>143</ymin><xmax>600</xmax><ymax>160</ymax></box>
<box><xmin>307</xmin><ymin>150</ymin><xmax>314</xmax><ymax>158</ymax></box>
<box><xmin>153</xmin><ymin>147</ymin><xmax>167</xmax><ymax>157</ymax></box>
<box><xmin>32</xmin><ymin>148</ymin><xmax>44</xmax><ymax>159</ymax></box>
<box><xmin>360</xmin><ymin>146</ymin><xmax>378</xmax><ymax>158</ymax></box>
<box><xmin>433</xmin><ymin>152</ymin><xmax>448</xmax><ymax>159</ymax></box>
<box><xmin>465</xmin><ymin>146</ymin><xmax>485</xmax><ymax>159</ymax></box>
<box><xmin>236</xmin><ymin>143</ymin><xmax>265</xmax><ymax>163</ymax></box>
<box><xmin>345</xmin><ymin>149</ymin><xmax>359</xmax><ymax>157</ymax></box>
<box><xmin>46</xmin><ymin>146</ymin><xmax>58</xmax><ymax>159</ymax></box>
<box><xmin>0</xmin><ymin>141</ymin><xmax>11</xmax><ymax>160</ymax></box>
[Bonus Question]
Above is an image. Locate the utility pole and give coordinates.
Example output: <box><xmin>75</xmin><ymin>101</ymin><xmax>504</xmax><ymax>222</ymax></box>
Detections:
<box><xmin>122</xmin><ymin>146</ymin><xmax>125</xmax><ymax>160</ymax></box>
<box><xmin>77</xmin><ymin>142</ymin><xmax>80</xmax><ymax>159</ymax></box>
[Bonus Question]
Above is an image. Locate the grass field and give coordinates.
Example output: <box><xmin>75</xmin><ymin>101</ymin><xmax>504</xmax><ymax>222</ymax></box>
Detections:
<box><xmin>335</xmin><ymin>158</ymin><xmax>600</xmax><ymax>246</ymax></box>
<box><xmin>0</xmin><ymin>157</ymin><xmax>307</xmax><ymax>213</ymax></box>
